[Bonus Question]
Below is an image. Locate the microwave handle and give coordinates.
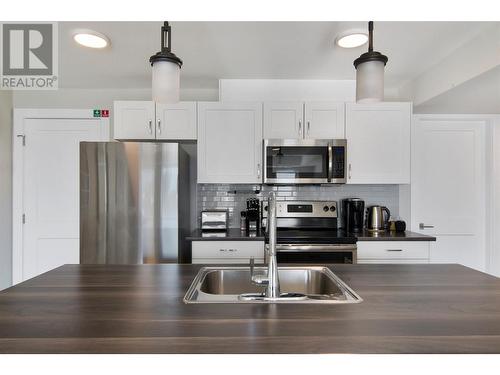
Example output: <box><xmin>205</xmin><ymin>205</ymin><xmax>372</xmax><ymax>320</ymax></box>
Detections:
<box><xmin>328</xmin><ymin>145</ymin><xmax>333</xmax><ymax>182</ymax></box>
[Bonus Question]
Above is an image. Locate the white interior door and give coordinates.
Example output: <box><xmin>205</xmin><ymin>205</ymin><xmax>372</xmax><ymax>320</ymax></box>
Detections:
<box><xmin>14</xmin><ymin>111</ymin><xmax>109</xmax><ymax>282</ymax></box>
<box><xmin>412</xmin><ymin>115</ymin><xmax>487</xmax><ymax>271</ymax></box>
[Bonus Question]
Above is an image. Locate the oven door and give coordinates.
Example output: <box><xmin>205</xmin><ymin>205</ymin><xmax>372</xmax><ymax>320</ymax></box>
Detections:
<box><xmin>264</xmin><ymin>139</ymin><xmax>330</xmax><ymax>184</ymax></box>
<box><xmin>275</xmin><ymin>244</ymin><xmax>357</xmax><ymax>264</ymax></box>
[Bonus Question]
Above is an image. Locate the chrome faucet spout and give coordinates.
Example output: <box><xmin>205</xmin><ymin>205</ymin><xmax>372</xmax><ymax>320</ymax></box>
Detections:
<box><xmin>266</xmin><ymin>191</ymin><xmax>280</xmax><ymax>298</ymax></box>
<box><xmin>248</xmin><ymin>192</ymin><xmax>280</xmax><ymax>299</ymax></box>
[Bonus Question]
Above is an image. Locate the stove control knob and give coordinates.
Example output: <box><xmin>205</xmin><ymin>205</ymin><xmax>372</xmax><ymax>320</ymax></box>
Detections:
<box><xmin>330</xmin><ymin>206</ymin><xmax>336</xmax><ymax>212</ymax></box>
<box><xmin>323</xmin><ymin>205</ymin><xmax>329</xmax><ymax>212</ymax></box>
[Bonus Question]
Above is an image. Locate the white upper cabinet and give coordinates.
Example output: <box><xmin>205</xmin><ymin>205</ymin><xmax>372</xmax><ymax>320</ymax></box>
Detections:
<box><xmin>263</xmin><ymin>101</ymin><xmax>303</xmax><ymax>139</ymax></box>
<box><xmin>345</xmin><ymin>102</ymin><xmax>411</xmax><ymax>184</ymax></box>
<box><xmin>114</xmin><ymin>101</ymin><xmax>155</xmax><ymax>140</ymax></box>
<box><xmin>263</xmin><ymin>101</ymin><xmax>344</xmax><ymax>139</ymax></box>
<box><xmin>155</xmin><ymin>102</ymin><xmax>197</xmax><ymax>140</ymax></box>
<box><xmin>304</xmin><ymin>102</ymin><xmax>345</xmax><ymax>139</ymax></box>
<box><xmin>113</xmin><ymin>101</ymin><xmax>196</xmax><ymax>141</ymax></box>
<box><xmin>198</xmin><ymin>102</ymin><xmax>263</xmax><ymax>184</ymax></box>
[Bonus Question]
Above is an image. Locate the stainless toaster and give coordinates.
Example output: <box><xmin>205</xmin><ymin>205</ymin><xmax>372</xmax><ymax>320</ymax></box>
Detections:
<box><xmin>201</xmin><ymin>210</ymin><xmax>228</xmax><ymax>231</ymax></box>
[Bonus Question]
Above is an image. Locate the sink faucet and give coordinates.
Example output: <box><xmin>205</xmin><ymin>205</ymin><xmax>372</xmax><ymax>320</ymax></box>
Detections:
<box><xmin>250</xmin><ymin>191</ymin><xmax>280</xmax><ymax>299</ymax></box>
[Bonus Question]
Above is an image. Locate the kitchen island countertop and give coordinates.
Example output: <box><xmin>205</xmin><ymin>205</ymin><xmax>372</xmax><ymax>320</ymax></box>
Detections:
<box><xmin>0</xmin><ymin>263</ymin><xmax>499</xmax><ymax>354</ymax></box>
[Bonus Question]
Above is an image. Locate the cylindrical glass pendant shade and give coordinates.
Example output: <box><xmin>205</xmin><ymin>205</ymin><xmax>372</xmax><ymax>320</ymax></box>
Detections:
<box><xmin>355</xmin><ymin>60</ymin><xmax>385</xmax><ymax>103</ymax></box>
<box><xmin>152</xmin><ymin>60</ymin><xmax>180</xmax><ymax>103</ymax></box>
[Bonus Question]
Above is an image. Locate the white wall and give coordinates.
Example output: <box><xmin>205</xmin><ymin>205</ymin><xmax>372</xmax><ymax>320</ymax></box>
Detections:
<box><xmin>414</xmin><ymin>66</ymin><xmax>500</xmax><ymax>114</ymax></box>
<box><xmin>13</xmin><ymin>87</ymin><xmax>219</xmax><ymax>139</ymax></box>
<box><xmin>400</xmin><ymin>23</ymin><xmax>500</xmax><ymax>110</ymax></box>
<box><xmin>492</xmin><ymin>119</ymin><xmax>500</xmax><ymax>276</ymax></box>
<box><xmin>0</xmin><ymin>90</ymin><xmax>13</xmax><ymax>290</ymax></box>
<box><xmin>12</xmin><ymin>87</ymin><xmax>218</xmax><ymax>108</ymax></box>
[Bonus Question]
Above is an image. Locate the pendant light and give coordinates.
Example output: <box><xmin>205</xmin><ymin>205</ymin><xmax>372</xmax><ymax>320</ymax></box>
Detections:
<box><xmin>353</xmin><ymin>21</ymin><xmax>388</xmax><ymax>103</ymax></box>
<box><xmin>149</xmin><ymin>21</ymin><xmax>183</xmax><ymax>103</ymax></box>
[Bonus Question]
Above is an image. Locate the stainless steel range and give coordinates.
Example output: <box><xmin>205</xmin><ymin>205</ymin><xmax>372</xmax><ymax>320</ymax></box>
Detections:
<box><xmin>261</xmin><ymin>200</ymin><xmax>357</xmax><ymax>264</ymax></box>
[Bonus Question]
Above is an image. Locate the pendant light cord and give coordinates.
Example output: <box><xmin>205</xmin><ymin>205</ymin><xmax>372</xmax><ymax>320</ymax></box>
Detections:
<box><xmin>368</xmin><ymin>21</ymin><xmax>373</xmax><ymax>52</ymax></box>
<box><xmin>161</xmin><ymin>21</ymin><xmax>171</xmax><ymax>53</ymax></box>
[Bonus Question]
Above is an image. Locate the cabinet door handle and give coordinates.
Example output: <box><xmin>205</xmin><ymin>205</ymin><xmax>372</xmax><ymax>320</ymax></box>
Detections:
<box><xmin>157</xmin><ymin>119</ymin><xmax>161</xmax><ymax>134</ymax></box>
<box><xmin>348</xmin><ymin>163</ymin><xmax>352</xmax><ymax>179</ymax></box>
<box><xmin>419</xmin><ymin>223</ymin><xmax>434</xmax><ymax>229</ymax></box>
<box><xmin>298</xmin><ymin>120</ymin><xmax>302</xmax><ymax>136</ymax></box>
<box><xmin>386</xmin><ymin>249</ymin><xmax>403</xmax><ymax>252</ymax></box>
<box><xmin>148</xmin><ymin>120</ymin><xmax>153</xmax><ymax>134</ymax></box>
<box><xmin>307</xmin><ymin>121</ymin><xmax>310</xmax><ymax>134</ymax></box>
<box><xmin>257</xmin><ymin>163</ymin><xmax>261</xmax><ymax>179</ymax></box>
<box><xmin>219</xmin><ymin>248</ymin><xmax>237</xmax><ymax>252</ymax></box>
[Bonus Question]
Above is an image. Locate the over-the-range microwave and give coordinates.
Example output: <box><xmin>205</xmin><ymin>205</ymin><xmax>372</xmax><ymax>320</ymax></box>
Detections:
<box><xmin>263</xmin><ymin>139</ymin><xmax>347</xmax><ymax>184</ymax></box>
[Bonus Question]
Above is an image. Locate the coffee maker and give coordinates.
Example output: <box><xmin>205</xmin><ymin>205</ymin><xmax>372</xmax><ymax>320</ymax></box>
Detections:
<box><xmin>245</xmin><ymin>198</ymin><xmax>260</xmax><ymax>231</ymax></box>
<box><xmin>341</xmin><ymin>198</ymin><xmax>365</xmax><ymax>233</ymax></box>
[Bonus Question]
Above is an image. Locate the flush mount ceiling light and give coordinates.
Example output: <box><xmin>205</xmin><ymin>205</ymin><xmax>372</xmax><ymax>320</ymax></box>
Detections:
<box><xmin>149</xmin><ymin>21</ymin><xmax>183</xmax><ymax>104</ymax></box>
<box><xmin>335</xmin><ymin>30</ymin><xmax>368</xmax><ymax>48</ymax></box>
<box><xmin>353</xmin><ymin>21</ymin><xmax>388</xmax><ymax>103</ymax></box>
<box><xmin>73</xmin><ymin>30</ymin><xmax>110</xmax><ymax>49</ymax></box>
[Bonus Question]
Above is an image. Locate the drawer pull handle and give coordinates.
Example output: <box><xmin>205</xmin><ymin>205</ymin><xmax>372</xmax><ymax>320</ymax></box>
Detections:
<box><xmin>219</xmin><ymin>248</ymin><xmax>237</xmax><ymax>252</ymax></box>
<box><xmin>386</xmin><ymin>249</ymin><xmax>403</xmax><ymax>252</ymax></box>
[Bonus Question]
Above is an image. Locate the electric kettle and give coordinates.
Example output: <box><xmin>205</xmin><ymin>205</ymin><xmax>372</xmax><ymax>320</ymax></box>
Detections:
<box><xmin>366</xmin><ymin>205</ymin><xmax>391</xmax><ymax>232</ymax></box>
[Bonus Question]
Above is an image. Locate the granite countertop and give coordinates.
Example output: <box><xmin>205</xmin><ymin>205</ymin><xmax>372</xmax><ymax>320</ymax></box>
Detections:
<box><xmin>1</xmin><ymin>264</ymin><xmax>500</xmax><ymax>353</ymax></box>
<box><xmin>355</xmin><ymin>230</ymin><xmax>436</xmax><ymax>241</ymax></box>
<box><xmin>186</xmin><ymin>229</ymin><xmax>436</xmax><ymax>242</ymax></box>
<box><xmin>186</xmin><ymin>228</ymin><xmax>265</xmax><ymax>241</ymax></box>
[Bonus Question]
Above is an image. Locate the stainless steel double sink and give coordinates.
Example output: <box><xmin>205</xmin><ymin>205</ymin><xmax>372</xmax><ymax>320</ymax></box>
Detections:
<box><xmin>184</xmin><ymin>266</ymin><xmax>362</xmax><ymax>304</ymax></box>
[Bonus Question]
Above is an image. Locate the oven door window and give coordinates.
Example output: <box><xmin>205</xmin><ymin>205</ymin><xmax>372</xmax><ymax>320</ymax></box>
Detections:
<box><xmin>266</xmin><ymin>146</ymin><xmax>329</xmax><ymax>180</ymax></box>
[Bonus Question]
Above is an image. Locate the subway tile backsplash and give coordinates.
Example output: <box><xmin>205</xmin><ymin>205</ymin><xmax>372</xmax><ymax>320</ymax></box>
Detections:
<box><xmin>197</xmin><ymin>184</ymin><xmax>400</xmax><ymax>228</ymax></box>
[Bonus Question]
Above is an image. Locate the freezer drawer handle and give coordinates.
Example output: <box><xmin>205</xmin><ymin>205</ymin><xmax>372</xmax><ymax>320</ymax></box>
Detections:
<box><xmin>386</xmin><ymin>249</ymin><xmax>403</xmax><ymax>252</ymax></box>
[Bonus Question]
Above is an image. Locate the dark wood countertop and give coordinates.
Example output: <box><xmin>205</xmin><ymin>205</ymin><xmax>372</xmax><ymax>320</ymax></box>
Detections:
<box><xmin>1</xmin><ymin>264</ymin><xmax>499</xmax><ymax>354</ymax></box>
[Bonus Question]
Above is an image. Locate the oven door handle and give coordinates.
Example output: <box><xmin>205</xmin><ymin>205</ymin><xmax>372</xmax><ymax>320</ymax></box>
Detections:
<box><xmin>327</xmin><ymin>145</ymin><xmax>333</xmax><ymax>182</ymax></box>
<box><xmin>275</xmin><ymin>244</ymin><xmax>357</xmax><ymax>252</ymax></box>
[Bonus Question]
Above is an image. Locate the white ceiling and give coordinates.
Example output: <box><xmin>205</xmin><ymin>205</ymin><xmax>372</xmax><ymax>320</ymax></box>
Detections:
<box><xmin>415</xmin><ymin>65</ymin><xmax>500</xmax><ymax>113</ymax></box>
<box><xmin>59</xmin><ymin>21</ymin><xmax>494</xmax><ymax>91</ymax></box>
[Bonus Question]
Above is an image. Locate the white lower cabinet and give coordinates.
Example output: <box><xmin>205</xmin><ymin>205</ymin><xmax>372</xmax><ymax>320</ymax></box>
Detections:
<box><xmin>357</xmin><ymin>241</ymin><xmax>430</xmax><ymax>264</ymax></box>
<box><xmin>191</xmin><ymin>241</ymin><xmax>265</xmax><ymax>264</ymax></box>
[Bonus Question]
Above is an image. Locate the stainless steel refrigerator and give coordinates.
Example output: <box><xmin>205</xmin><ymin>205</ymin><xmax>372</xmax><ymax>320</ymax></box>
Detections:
<box><xmin>80</xmin><ymin>142</ymin><xmax>191</xmax><ymax>264</ymax></box>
